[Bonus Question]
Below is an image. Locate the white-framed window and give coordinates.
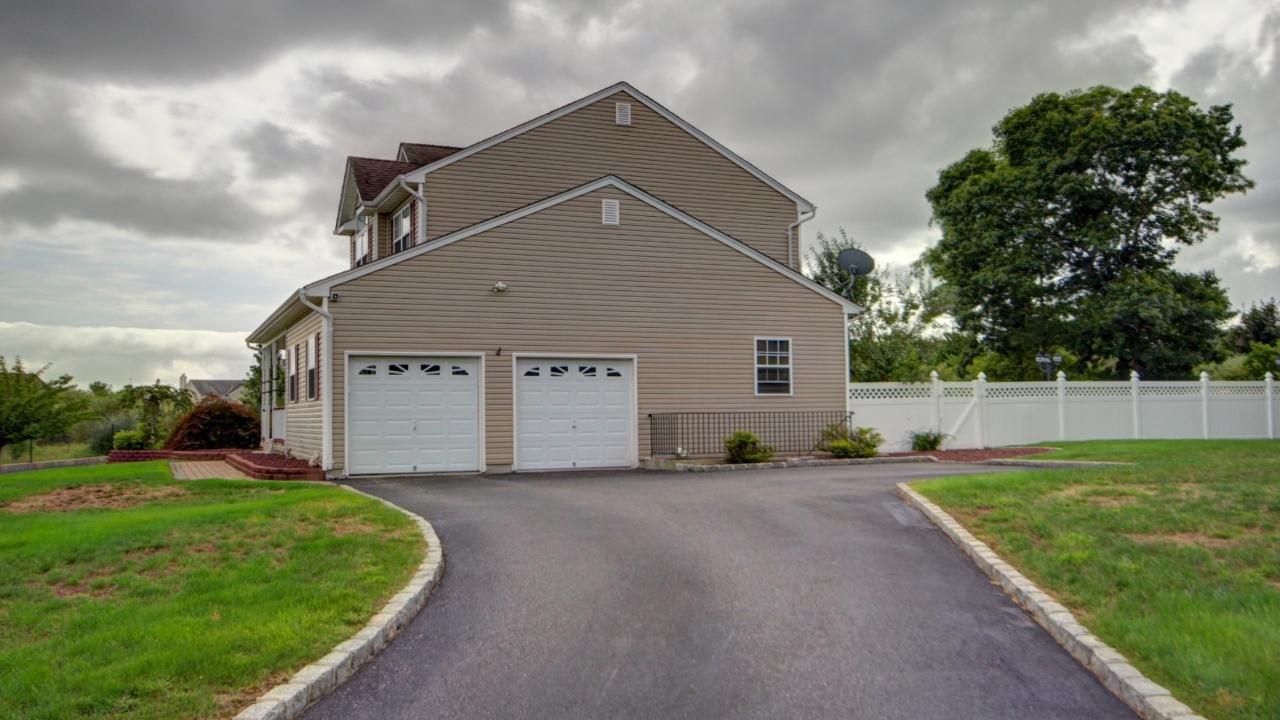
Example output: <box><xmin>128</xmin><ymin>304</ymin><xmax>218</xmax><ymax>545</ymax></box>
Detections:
<box><xmin>392</xmin><ymin>203</ymin><xmax>413</xmax><ymax>253</ymax></box>
<box><xmin>287</xmin><ymin>345</ymin><xmax>298</xmax><ymax>403</ymax></box>
<box><xmin>755</xmin><ymin>338</ymin><xmax>792</xmax><ymax>395</ymax></box>
<box><xmin>307</xmin><ymin>334</ymin><xmax>318</xmax><ymax>400</ymax></box>
<box><xmin>602</xmin><ymin>199</ymin><xmax>620</xmax><ymax>225</ymax></box>
<box><xmin>615</xmin><ymin>102</ymin><xmax>632</xmax><ymax>125</ymax></box>
<box><xmin>354</xmin><ymin>215</ymin><xmax>371</xmax><ymax>266</ymax></box>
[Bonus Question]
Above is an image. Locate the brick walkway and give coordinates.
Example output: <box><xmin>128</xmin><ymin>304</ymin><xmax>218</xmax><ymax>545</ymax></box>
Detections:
<box><xmin>171</xmin><ymin>460</ymin><xmax>248</xmax><ymax>480</ymax></box>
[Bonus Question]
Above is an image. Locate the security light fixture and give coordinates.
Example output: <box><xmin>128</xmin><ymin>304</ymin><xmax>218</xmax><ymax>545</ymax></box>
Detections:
<box><xmin>492</xmin><ymin>282</ymin><xmax>509</xmax><ymax>293</ymax></box>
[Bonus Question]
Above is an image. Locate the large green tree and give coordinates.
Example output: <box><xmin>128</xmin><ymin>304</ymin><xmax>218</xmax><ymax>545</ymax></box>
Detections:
<box><xmin>925</xmin><ymin>86</ymin><xmax>1250</xmax><ymax>378</ymax></box>
<box><xmin>0</xmin><ymin>357</ymin><xmax>88</xmax><ymax>457</ymax></box>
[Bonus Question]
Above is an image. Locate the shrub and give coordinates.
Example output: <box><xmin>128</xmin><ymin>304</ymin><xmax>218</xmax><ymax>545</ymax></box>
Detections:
<box><xmin>820</xmin><ymin>422</ymin><xmax>853</xmax><ymax>446</ymax></box>
<box><xmin>907</xmin><ymin>428</ymin><xmax>948</xmax><ymax>451</ymax></box>
<box><xmin>724</xmin><ymin>430</ymin><xmax>775</xmax><ymax>464</ymax></box>
<box><xmin>112</xmin><ymin>430</ymin><xmax>152</xmax><ymax>450</ymax></box>
<box><xmin>87</xmin><ymin>413</ymin><xmax>138</xmax><ymax>455</ymax></box>
<box><xmin>163</xmin><ymin>395</ymin><xmax>261</xmax><ymax>451</ymax></box>
<box><xmin>827</xmin><ymin>427</ymin><xmax>883</xmax><ymax>458</ymax></box>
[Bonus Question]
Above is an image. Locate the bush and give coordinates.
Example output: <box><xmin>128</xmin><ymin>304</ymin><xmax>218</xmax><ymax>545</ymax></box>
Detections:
<box><xmin>907</xmin><ymin>428</ymin><xmax>948</xmax><ymax>451</ymax></box>
<box><xmin>163</xmin><ymin>395</ymin><xmax>261</xmax><ymax>451</ymax></box>
<box><xmin>86</xmin><ymin>413</ymin><xmax>138</xmax><ymax>455</ymax></box>
<box><xmin>724</xmin><ymin>430</ymin><xmax>775</xmax><ymax>464</ymax></box>
<box><xmin>112</xmin><ymin>430</ymin><xmax>152</xmax><ymax>450</ymax></box>
<box><xmin>827</xmin><ymin>427</ymin><xmax>883</xmax><ymax>458</ymax></box>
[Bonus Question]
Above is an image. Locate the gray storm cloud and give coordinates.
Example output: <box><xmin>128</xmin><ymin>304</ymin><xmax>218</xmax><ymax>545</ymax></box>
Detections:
<box><xmin>1</xmin><ymin>0</ymin><xmax>1277</xmax><ymax>385</ymax></box>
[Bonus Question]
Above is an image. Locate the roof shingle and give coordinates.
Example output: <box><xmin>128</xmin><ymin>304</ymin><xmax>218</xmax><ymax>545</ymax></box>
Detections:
<box><xmin>348</xmin><ymin>157</ymin><xmax>420</xmax><ymax>202</ymax></box>
<box><xmin>398</xmin><ymin>142</ymin><xmax>464</xmax><ymax>166</ymax></box>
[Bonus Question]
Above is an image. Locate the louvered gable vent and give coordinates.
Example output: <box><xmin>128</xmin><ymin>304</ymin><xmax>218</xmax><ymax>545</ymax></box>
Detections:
<box><xmin>615</xmin><ymin>102</ymin><xmax>631</xmax><ymax>125</ymax></box>
<box><xmin>601</xmin><ymin>199</ymin><xmax>620</xmax><ymax>225</ymax></box>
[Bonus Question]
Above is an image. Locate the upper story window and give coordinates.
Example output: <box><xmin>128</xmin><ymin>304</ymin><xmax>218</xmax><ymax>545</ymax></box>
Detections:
<box><xmin>392</xmin><ymin>203</ymin><xmax>413</xmax><ymax>253</ymax></box>
<box><xmin>755</xmin><ymin>338</ymin><xmax>792</xmax><ymax>395</ymax></box>
<box><xmin>354</xmin><ymin>215</ymin><xmax>371</xmax><ymax>267</ymax></box>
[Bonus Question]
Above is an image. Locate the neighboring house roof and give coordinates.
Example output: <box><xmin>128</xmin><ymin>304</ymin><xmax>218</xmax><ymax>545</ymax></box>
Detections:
<box><xmin>397</xmin><ymin>142</ymin><xmax>463</xmax><ymax>166</ymax></box>
<box><xmin>185</xmin><ymin>379</ymin><xmax>245</xmax><ymax>399</ymax></box>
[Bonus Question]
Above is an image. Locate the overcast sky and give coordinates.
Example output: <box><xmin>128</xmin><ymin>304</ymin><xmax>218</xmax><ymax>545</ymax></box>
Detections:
<box><xmin>1</xmin><ymin>0</ymin><xmax>1277</xmax><ymax>388</ymax></box>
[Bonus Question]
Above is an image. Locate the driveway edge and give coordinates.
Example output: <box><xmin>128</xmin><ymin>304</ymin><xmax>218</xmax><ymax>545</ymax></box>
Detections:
<box><xmin>896</xmin><ymin>482</ymin><xmax>1205</xmax><ymax>720</ymax></box>
<box><xmin>677</xmin><ymin>456</ymin><xmax>937</xmax><ymax>472</ymax></box>
<box><xmin>233</xmin><ymin>484</ymin><xmax>444</xmax><ymax>720</ymax></box>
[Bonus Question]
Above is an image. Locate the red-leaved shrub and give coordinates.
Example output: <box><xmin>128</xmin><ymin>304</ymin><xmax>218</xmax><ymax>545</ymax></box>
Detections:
<box><xmin>163</xmin><ymin>394</ymin><xmax>261</xmax><ymax>450</ymax></box>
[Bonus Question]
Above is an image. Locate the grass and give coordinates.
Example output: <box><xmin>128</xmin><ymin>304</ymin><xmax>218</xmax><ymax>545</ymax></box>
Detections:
<box><xmin>914</xmin><ymin>440</ymin><xmax>1280</xmax><ymax>720</ymax></box>
<box><xmin>3</xmin><ymin>442</ymin><xmax>98</xmax><ymax>466</ymax></box>
<box><xmin>0</xmin><ymin>462</ymin><xmax>424</xmax><ymax>719</ymax></box>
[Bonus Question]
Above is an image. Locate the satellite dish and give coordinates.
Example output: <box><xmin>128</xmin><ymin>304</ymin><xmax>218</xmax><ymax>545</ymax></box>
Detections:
<box><xmin>837</xmin><ymin>248</ymin><xmax>876</xmax><ymax>276</ymax></box>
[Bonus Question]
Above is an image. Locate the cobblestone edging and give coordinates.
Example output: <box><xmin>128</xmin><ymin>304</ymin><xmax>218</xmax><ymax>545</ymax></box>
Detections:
<box><xmin>676</xmin><ymin>456</ymin><xmax>938</xmax><ymax>472</ymax></box>
<box><xmin>896</xmin><ymin>483</ymin><xmax>1206</xmax><ymax>720</ymax></box>
<box><xmin>981</xmin><ymin>459</ymin><xmax>1136</xmax><ymax>468</ymax></box>
<box><xmin>0</xmin><ymin>456</ymin><xmax>107</xmax><ymax>474</ymax></box>
<box><xmin>108</xmin><ymin>449</ymin><xmax>254</xmax><ymax>463</ymax></box>
<box><xmin>234</xmin><ymin>485</ymin><xmax>444</xmax><ymax>720</ymax></box>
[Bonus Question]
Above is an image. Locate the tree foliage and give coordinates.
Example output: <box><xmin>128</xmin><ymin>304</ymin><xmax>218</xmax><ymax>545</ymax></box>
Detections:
<box><xmin>0</xmin><ymin>357</ymin><xmax>89</xmax><ymax>456</ymax></box>
<box><xmin>119</xmin><ymin>381</ymin><xmax>193</xmax><ymax>445</ymax></box>
<box><xmin>164</xmin><ymin>394</ymin><xmax>262</xmax><ymax>450</ymax></box>
<box><xmin>1225</xmin><ymin>298</ymin><xmax>1280</xmax><ymax>355</ymax></box>
<box><xmin>925</xmin><ymin>85</ymin><xmax>1250</xmax><ymax>379</ymax></box>
<box><xmin>240</xmin><ymin>352</ymin><xmax>285</xmax><ymax>415</ymax></box>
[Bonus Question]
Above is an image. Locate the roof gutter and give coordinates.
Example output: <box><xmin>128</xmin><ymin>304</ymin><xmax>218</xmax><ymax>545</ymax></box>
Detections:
<box><xmin>788</xmin><ymin>206</ymin><xmax>816</xmax><ymax>270</ymax></box>
<box><xmin>296</xmin><ymin>291</ymin><xmax>334</xmax><ymax>473</ymax></box>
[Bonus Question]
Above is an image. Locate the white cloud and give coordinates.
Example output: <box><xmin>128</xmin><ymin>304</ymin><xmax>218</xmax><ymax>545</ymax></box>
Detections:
<box><xmin>1078</xmin><ymin>0</ymin><xmax>1280</xmax><ymax>88</ymax></box>
<box><xmin>0</xmin><ymin>321</ymin><xmax>254</xmax><ymax>389</ymax></box>
<box><xmin>1233</xmin><ymin>234</ymin><xmax>1280</xmax><ymax>273</ymax></box>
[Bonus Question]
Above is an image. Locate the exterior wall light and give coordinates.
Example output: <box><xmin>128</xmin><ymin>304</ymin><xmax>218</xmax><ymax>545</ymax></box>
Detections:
<box><xmin>492</xmin><ymin>282</ymin><xmax>509</xmax><ymax>293</ymax></box>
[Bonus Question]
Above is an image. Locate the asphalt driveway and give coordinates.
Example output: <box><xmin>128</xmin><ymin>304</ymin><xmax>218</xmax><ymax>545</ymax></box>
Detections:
<box><xmin>304</xmin><ymin>463</ymin><xmax>1138</xmax><ymax>720</ymax></box>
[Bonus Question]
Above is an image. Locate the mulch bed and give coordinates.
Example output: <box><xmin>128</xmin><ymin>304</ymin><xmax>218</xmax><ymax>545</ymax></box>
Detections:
<box><xmin>882</xmin><ymin>447</ymin><xmax>1055</xmax><ymax>463</ymax></box>
<box><xmin>225</xmin><ymin>452</ymin><xmax>325</xmax><ymax>481</ymax></box>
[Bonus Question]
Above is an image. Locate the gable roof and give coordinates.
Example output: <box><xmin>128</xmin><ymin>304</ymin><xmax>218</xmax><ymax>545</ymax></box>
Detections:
<box><xmin>400</xmin><ymin>82</ymin><xmax>814</xmax><ymax>213</ymax></box>
<box><xmin>397</xmin><ymin>142</ymin><xmax>463</xmax><ymax>166</ymax></box>
<box><xmin>307</xmin><ymin>175</ymin><xmax>856</xmax><ymax>310</ymax></box>
<box><xmin>348</xmin><ymin>157</ymin><xmax>420</xmax><ymax>202</ymax></box>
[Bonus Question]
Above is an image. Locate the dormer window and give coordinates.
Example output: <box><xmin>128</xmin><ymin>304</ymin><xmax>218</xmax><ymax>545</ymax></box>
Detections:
<box><xmin>354</xmin><ymin>215</ymin><xmax>371</xmax><ymax>267</ymax></box>
<box><xmin>393</xmin><ymin>203</ymin><xmax>413</xmax><ymax>253</ymax></box>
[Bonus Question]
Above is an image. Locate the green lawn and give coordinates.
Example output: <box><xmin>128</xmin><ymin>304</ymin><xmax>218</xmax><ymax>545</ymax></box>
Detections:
<box><xmin>0</xmin><ymin>462</ymin><xmax>424</xmax><ymax>719</ymax></box>
<box><xmin>914</xmin><ymin>440</ymin><xmax>1280</xmax><ymax>720</ymax></box>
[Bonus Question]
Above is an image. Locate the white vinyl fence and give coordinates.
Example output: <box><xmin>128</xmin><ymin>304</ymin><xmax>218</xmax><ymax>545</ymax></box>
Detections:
<box><xmin>848</xmin><ymin>371</ymin><xmax>1279</xmax><ymax>452</ymax></box>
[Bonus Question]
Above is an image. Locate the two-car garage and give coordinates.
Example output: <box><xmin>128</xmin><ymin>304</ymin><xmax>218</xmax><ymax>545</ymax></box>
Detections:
<box><xmin>346</xmin><ymin>355</ymin><xmax>636</xmax><ymax>475</ymax></box>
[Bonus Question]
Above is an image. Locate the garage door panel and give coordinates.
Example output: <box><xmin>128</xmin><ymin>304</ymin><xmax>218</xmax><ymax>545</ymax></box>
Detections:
<box><xmin>516</xmin><ymin>357</ymin><xmax>634</xmax><ymax>470</ymax></box>
<box><xmin>348</xmin><ymin>356</ymin><xmax>480</xmax><ymax>475</ymax></box>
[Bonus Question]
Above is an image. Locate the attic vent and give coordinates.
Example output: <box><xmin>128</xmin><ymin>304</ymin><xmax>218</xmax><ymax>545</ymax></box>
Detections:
<box><xmin>601</xmin><ymin>199</ymin><xmax>620</xmax><ymax>225</ymax></box>
<box><xmin>615</xmin><ymin>102</ymin><xmax>632</xmax><ymax>125</ymax></box>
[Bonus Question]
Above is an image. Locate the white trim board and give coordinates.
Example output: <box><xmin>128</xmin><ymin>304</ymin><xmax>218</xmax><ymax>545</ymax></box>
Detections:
<box><xmin>306</xmin><ymin>175</ymin><xmax>860</xmax><ymax>314</ymax></box>
<box><xmin>388</xmin><ymin>82</ymin><xmax>813</xmax><ymax>213</ymax></box>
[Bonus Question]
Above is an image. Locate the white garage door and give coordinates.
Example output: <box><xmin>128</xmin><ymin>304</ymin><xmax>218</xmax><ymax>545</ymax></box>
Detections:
<box><xmin>348</xmin><ymin>356</ymin><xmax>480</xmax><ymax>475</ymax></box>
<box><xmin>515</xmin><ymin>357</ymin><xmax>634</xmax><ymax>470</ymax></box>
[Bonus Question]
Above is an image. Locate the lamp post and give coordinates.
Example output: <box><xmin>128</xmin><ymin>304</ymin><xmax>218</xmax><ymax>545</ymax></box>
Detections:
<box><xmin>1035</xmin><ymin>352</ymin><xmax>1063</xmax><ymax>381</ymax></box>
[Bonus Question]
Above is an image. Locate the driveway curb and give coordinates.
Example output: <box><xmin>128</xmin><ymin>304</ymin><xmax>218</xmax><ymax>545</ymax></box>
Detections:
<box><xmin>233</xmin><ymin>484</ymin><xmax>444</xmax><ymax>720</ymax></box>
<box><xmin>896</xmin><ymin>482</ymin><xmax>1204</xmax><ymax>720</ymax></box>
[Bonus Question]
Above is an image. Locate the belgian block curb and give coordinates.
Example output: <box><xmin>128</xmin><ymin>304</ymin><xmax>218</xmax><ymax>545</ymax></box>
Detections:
<box><xmin>676</xmin><ymin>456</ymin><xmax>938</xmax><ymax>472</ymax></box>
<box><xmin>233</xmin><ymin>485</ymin><xmax>444</xmax><ymax>720</ymax></box>
<box><xmin>896</xmin><ymin>483</ymin><xmax>1206</xmax><ymax>720</ymax></box>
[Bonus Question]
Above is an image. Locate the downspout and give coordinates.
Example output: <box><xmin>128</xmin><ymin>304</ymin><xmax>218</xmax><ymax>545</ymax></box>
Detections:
<box><xmin>788</xmin><ymin>206</ymin><xmax>817</xmax><ymax>270</ymax></box>
<box><xmin>399</xmin><ymin>177</ymin><xmax>428</xmax><ymax>245</ymax></box>
<box><xmin>245</xmin><ymin>339</ymin><xmax>266</xmax><ymax>446</ymax></box>
<box><xmin>296</xmin><ymin>290</ymin><xmax>334</xmax><ymax>473</ymax></box>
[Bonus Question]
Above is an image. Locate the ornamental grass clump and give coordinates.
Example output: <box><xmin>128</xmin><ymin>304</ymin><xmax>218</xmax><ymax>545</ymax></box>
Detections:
<box><xmin>723</xmin><ymin>430</ymin><xmax>775</xmax><ymax>464</ymax></box>
<box><xmin>824</xmin><ymin>426</ymin><xmax>883</xmax><ymax>459</ymax></box>
<box><xmin>907</xmin><ymin>428</ymin><xmax>948</xmax><ymax>451</ymax></box>
<box><xmin>163</xmin><ymin>395</ymin><xmax>261</xmax><ymax>450</ymax></box>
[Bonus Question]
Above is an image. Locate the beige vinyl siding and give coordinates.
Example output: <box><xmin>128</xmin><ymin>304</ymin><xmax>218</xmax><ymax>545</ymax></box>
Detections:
<box><xmin>422</xmin><ymin>93</ymin><xmax>802</xmax><ymax>268</ymax></box>
<box><xmin>283</xmin><ymin>311</ymin><xmax>323</xmax><ymax>462</ymax></box>
<box><xmin>328</xmin><ymin>187</ymin><xmax>845</xmax><ymax>473</ymax></box>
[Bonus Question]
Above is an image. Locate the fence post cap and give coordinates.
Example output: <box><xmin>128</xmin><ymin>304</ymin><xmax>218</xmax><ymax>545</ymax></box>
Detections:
<box><xmin>930</xmin><ymin>370</ymin><xmax>939</xmax><ymax>380</ymax></box>
<box><xmin>1267</xmin><ymin>371</ymin><xmax>1275</xmax><ymax>381</ymax></box>
<box><xmin>1057</xmin><ymin>370</ymin><xmax>1066</xmax><ymax>380</ymax></box>
<box><xmin>1200</xmin><ymin>371</ymin><xmax>1211</xmax><ymax>381</ymax></box>
<box><xmin>976</xmin><ymin>372</ymin><xmax>987</xmax><ymax>381</ymax></box>
<box><xmin>1129</xmin><ymin>370</ymin><xmax>1140</xmax><ymax>381</ymax></box>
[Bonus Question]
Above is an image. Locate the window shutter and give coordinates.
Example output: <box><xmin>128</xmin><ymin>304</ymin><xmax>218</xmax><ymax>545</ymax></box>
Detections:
<box><xmin>601</xmin><ymin>199</ymin><xmax>620</xmax><ymax>225</ymax></box>
<box><xmin>615</xmin><ymin>102</ymin><xmax>632</xmax><ymax>125</ymax></box>
<box><xmin>315</xmin><ymin>331</ymin><xmax>322</xmax><ymax>400</ymax></box>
